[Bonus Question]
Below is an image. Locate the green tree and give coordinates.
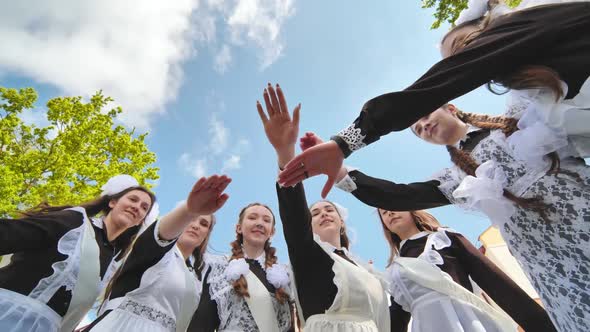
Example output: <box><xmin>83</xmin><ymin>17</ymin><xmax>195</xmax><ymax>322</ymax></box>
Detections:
<box><xmin>0</xmin><ymin>87</ymin><xmax>159</xmax><ymax>217</ymax></box>
<box><xmin>421</xmin><ymin>0</ymin><xmax>522</xmax><ymax>29</ymax></box>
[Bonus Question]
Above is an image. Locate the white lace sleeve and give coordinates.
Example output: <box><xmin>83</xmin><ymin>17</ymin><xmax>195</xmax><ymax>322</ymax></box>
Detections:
<box><xmin>429</xmin><ymin>166</ymin><xmax>468</xmax><ymax>206</ymax></box>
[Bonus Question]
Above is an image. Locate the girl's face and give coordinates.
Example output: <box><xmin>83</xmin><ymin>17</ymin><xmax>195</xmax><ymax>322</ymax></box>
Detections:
<box><xmin>178</xmin><ymin>215</ymin><xmax>213</xmax><ymax>250</ymax></box>
<box><xmin>310</xmin><ymin>201</ymin><xmax>343</xmax><ymax>242</ymax></box>
<box><xmin>108</xmin><ymin>189</ymin><xmax>153</xmax><ymax>230</ymax></box>
<box><xmin>411</xmin><ymin>106</ymin><xmax>467</xmax><ymax>145</ymax></box>
<box><xmin>378</xmin><ymin>209</ymin><xmax>418</xmax><ymax>237</ymax></box>
<box><xmin>237</xmin><ymin>205</ymin><xmax>275</xmax><ymax>247</ymax></box>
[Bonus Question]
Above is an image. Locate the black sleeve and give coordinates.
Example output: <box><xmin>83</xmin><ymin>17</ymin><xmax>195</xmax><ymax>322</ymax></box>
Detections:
<box><xmin>108</xmin><ymin>221</ymin><xmax>177</xmax><ymax>299</ymax></box>
<box><xmin>0</xmin><ymin>210</ymin><xmax>84</xmax><ymax>255</ymax></box>
<box><xmin>276</xmin><ymin>182</ymin><xmax>338</xmax><ymax>320</ymax></box>
<box><xmin>343</xmin><ymin>170</ymin><xmax>450</xmax><ymax>211</ymax></box>
<box><xmin>389</xmin><ymin>297</ymin><xmax>410</xmax><ymax>332</ymax></box>
<box><xmin>187</xmin><ymin>267</ymin><xmax>220</xmax><ymax>332</ymax></box>
<box><xmin>451</xmin><ymin>233</ymin><xmax>556</xmax><ymax>332</ymax></box>
<box><xmin>332</xmin><ymin>3</ymin><xmax>590</xmax><ymax>157</ymax></box>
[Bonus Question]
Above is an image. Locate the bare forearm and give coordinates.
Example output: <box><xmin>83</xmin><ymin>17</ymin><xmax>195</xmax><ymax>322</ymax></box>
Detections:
<box><xmin>157</xmin><ymin>203</ymin><xmax>198</xmax><ymax>241</ymax></box>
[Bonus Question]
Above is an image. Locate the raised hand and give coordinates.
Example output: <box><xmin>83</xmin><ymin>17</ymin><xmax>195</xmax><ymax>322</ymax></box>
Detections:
<box><xmin>186</xmin><ymin>175</ymin><xmax>231</xmax><ymax>216</ymax></box>
<box><xmin>299</xmin><ymin>132</ymin><xmax>324</xmax><ymax>151</ymax></box>
<box><xmin>278</xmin><ymin>140</ymin><xmax>344</xmax><ymax>198</ymax></box>
<box><xmin>256</xmin><ymin>83</ymin><xmax>301</xmax><ymax>154</ymax></box>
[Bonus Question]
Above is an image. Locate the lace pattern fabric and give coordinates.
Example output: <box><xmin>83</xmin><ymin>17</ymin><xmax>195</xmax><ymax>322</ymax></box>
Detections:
<box><xmin>336</xmin><ymin>125</ymin><xmax>367</xmax><ymax>153</ymax></box>
<box><xmin>430</xmin><ymin>126</ymin><xmax>590</xmax><ymax>331</ymax></box>
<box><xmin>119</xmin><ymin>299</ymin><xmax>175</xmax><ymax>330</ymax></box>
<box><xmin>207</xmin><ymin>256</ymin><xmax>292</xmax><ymax>332</ymax></box>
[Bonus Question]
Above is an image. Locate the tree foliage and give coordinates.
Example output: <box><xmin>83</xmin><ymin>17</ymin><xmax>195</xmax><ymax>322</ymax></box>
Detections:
<box><xmin>0</xmin><ymin>87</ymin><xmax>159</xmax><ymax>217</ymax></box>
<box><xmin>421</xmin><ymin>0</ymin><xmax>523</xmax><ymax>29</ymax></box>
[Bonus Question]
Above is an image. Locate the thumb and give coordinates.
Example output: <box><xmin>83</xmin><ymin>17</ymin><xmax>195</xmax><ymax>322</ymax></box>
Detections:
<box><xmin>321</xmin><ymin>176</ymin><xmax>335</xmax><ymax>199</ymax></box>
<box><xmin>292</xmin><ymin>103</ymin><xmax>301</xmax><ymax>127</ymax></box>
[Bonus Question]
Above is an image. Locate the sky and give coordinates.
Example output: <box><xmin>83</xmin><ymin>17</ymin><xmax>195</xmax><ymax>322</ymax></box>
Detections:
<box><xmin>0</xmin><ymin>0</ymin><xmax>510</xmax><ymax>271</ymax></box>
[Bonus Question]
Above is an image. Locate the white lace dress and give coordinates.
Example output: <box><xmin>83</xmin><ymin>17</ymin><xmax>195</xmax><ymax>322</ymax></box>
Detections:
<box><xmin>388</xmin><ymin>229</ymin><xmax>517</xmax><ymax>332</ymax></box>
<box><xmin>293</xmin><ymin>235</ymin><xmax>391</xmax><ymax>332</ymax></box>
<box><xmin>431</xmin><ymin>79</ymin><xmax>590</xmax><ymax>332</ymax></box>
<box><xmin>206</xmin><ymin>255</ymin><xmax>293</xmax><ymax>332</ymax></box>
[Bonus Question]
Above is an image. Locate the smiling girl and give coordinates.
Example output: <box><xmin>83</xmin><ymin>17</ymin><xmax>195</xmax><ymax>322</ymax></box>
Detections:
<box><xmin>84</xmin><ymin>175</ymin><xmax>230</xmax><ymax>332</ymax></box>
<box><xmin>0</xmin><ymin>175</ymin><xmax>157</xmax><ymax>332</ymax></box>
<box><xmin>257</xmin><ymin>84</ymin><xmax>390</xmax><ymax>331</ymax></box>
<box><xmin>189</xmin><ymin>202</ymin><xmax>293</xmax><ymax>332</ymax></box>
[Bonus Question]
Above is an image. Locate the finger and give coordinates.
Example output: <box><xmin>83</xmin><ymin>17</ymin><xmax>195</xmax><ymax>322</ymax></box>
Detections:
<box><xmin>204</xmin><ymin>175</ymin><xmax>220</xmax><ymax>189</ymax></box>
<box><xmin>276</xmin><ymin>84</ymin><xmax>290</xmax><ymax>119</ymax></box>
<box><xmin>282</xmin><ymin>172</ymin><xmax>309</xmax><ymax>187</ymax></box>
<box><xmin>292</xmin><ymin>103</ymin><xmax>301</xmax><ymax>127</ymax></box>
<box><xmin>216</xmin><ymin>193</ymin><xmax>230</xmax><ymax>209</ymax></box>
<box><xmin>256</xmin><ymin>101</ymin><xmax>268</xmax><ymax>124</ymax></box>
<box><xmin>191</xmin><ymin>177</ymin><xmax>208</xmax><ymax>193</ymax></box>
<box><xmin>267</xmin><ymin>84</ymin><xmax>281</xmax><ymax>114</ymax></box>
<box><xmin>279</xmin><ymin>154</ymin><xmax>306</xmax><ymax>181</ymax></box>
<box><xmin>278</xmin><ymin>164</ymin><xmax>308</xmax><ymax>186</ymax></box>
<box><xmin>263</xmin><ymin>89</ymin><xmax>275</xmax><ymax>116</ymax></box>
<box><xmin>215</xmin><ymin>177</ymin><xmax>232</xmax><ymax>193</ymax></box>
<box><xmin>321</xmin><ymin>177</ymin><xmax>335</xmax><ymax>199</ymax></box>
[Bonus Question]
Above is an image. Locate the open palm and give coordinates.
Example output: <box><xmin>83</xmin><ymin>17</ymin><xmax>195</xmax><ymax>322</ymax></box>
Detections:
<box><xmin>257</xmin><ymin>83</ymin><xmax>301</xmax><ymax>152</ymax></box>
<box><xmin>186</xmin><ymin>175</ymin><xmax>231</xmax><ymax>216</ymax></box>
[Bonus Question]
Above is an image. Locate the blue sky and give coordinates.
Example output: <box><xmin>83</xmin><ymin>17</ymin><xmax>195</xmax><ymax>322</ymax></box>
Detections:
<box><xmin>0</xmin><ymin>0</ymin><xmax>509</xmax><ymax>269</ymax></box>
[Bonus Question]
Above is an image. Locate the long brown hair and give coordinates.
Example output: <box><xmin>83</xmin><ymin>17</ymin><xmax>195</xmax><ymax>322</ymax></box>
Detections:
<box><xmin>377</xmin><ymin>210</ymin><xmax>441</xmax><ymax>267</ymax></box>
<box><xmin>443</xmin><ymin>106</ymin><xmax>581</xmax><ymax>222</ymax></box>
<box><xmin>309</xmin><ymin>200</ymin><xmax>351</xmax><ymax>249</ymax></box>
<box><xmin>229</xmin><ymin>203</ymin><xmax>290</xmax><ymax>304</ymax></box>
<box><xmin>192</xmin><ymin>214</ymin><xmax>217</xmax><ymax>280</ymax></box>
<box><xmin>441</xmin><ymin>3</ymin><xmax>564</xmax><ymax>100</ymax></box>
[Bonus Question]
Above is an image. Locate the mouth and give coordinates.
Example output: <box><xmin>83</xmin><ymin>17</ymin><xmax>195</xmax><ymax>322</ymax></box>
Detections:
<box><xmin>125</xmin><ymin>210</ymin><xmax>137</xmax><ymax>219</ymax></box>
<box><xmin>251</xmin><ymin>229</ymin><xmax>266</xmax><ymax>236</ymax></box>
<box><xmin>186</xmin><ymin>230</ymin><xmax>200</xmax><ymax>238</ymax></box>
<box><xmin>319</xmin><ymin>218</ymin><xmax>334</xmax><ymax>227</ymax></box>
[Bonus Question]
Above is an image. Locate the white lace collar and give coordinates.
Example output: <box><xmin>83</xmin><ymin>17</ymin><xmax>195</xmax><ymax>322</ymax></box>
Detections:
<box><xmin>243</xmin><ymin>250</ymin><xmax>266</xmax><ymax>268</ymax></box>
<box><xmin>399</xmin><ymin>231</ymin><xmax>429</xmax><ymax>250</ymax></box>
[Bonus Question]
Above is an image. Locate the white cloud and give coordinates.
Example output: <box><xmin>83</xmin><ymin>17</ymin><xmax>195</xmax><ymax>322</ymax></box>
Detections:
<box><xmin>178</xmin><ymin>153</ymin><xmax>208</xmax><ymax>178</ymax></box>
<box><xmin>209</xmin><ymin>113</ymin><xmax>229</xmax><ymax>154</ymax></box>
<box><xmin>227</xmin><ymin>0</ymin><xmax>295</xmax><ymax>69</ymax></box>
<box><xmin>0</xmin><ymin>0</ymin><xmax>296</xmax><ymax>129</ymax></box>
<box><xmin>221</xmin><ymin>154</ymin><xmax>241</xmax><ymax>172</ymax></box>
<box><xmin>214</xmin><ymin>44</ymin><xmax>232</xmax><ymax>74</ymax></box>
<box><xmin>0</xmin><ymin>0</ymin><xmax>199</xmax><ymax>129</ymax></box>
<box><xmin>178</xmin><ymin>112</ymin><xmax>249</xmax><ymax>178</ymax></box>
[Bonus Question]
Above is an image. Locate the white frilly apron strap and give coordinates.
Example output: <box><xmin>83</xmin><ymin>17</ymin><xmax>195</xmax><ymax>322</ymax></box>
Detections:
<box><xmin>394</xmin><ymin>257</ymin><xmax>517</xmax><ymax>332</ymax></box>
<box><xmin>60</xmin><ymin>208</ymin><xmax>101</xmax><ymax>332</ymax></box>
<box><xmin>175</xmin><ymin>247</ymin><xmax>199</xmax><ymax>332</ymax></box>
<box><xmin>243</xmin><ymin>271</ymin><xmax>280</xmax><ymax>332</ymax></box>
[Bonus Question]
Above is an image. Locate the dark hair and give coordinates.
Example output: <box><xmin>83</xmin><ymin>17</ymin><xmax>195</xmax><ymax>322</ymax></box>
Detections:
<box><xmin>377</xmin><ymin>210</ymin><xmax>441</xmax><ymax>266</ymax></box>
<box><xmin>309</xmin><ymin>200</ymin><xmax>351</xmax><ymax>249</ymax></box>
<box><xmin>441</xmin><ymin>4</ymin><xmax>564</xmax><ymax>100</ymax></box>
<box><xmin>229</xmin><ymin>203</ymin><xmax>290</xmax><ymax>304</ymax></box>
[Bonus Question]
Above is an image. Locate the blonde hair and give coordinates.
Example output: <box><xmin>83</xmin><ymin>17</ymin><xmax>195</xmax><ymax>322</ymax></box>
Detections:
<box><xmin>378</xmin><ymin>210</ymin><xmax>441</xmax><ymax>266</ymax></box>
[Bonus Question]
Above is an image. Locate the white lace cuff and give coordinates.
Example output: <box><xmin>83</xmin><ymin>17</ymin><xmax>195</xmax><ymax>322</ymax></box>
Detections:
<box><xmin>335</xmin><ymin>165</ymin><xmax>359</xmax><ymax>193</ymax></box>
